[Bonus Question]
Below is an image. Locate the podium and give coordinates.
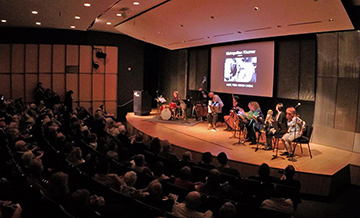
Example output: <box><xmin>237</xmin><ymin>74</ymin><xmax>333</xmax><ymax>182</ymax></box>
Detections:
<box><xmin>133</xmin><ymin>90</ymin><xmax>151</xmax><ymax>116</ymax></box>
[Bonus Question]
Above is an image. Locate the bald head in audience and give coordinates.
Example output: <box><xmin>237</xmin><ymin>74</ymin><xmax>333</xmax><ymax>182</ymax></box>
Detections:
<box><xmin>185</xmin><ymin>191</ymin><xmax>201</xmax><ymax>210</ymax></box>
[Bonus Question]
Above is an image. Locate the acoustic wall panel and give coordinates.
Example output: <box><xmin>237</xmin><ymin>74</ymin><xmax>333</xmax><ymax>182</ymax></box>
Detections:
<box><xmin>11</xmin><ymin>44</ymin><xmax>25</xmax><ymax>73</ymax></box>
<box><xmin>105</xmin><ymin>101</ymin><xmax>117</xmax><ymax>116</ymax></box>
<box><xmin>314</xmin><ymin>78</ymin><xmax>337</xmax><ymax>127</ymax></box>
<box><xmin>188</xmin><ymin>50</ymin><xmax>197</xmax><ymax>90</ymax></box>
<box><xmin>66</xmin><ymin>74</ymin><xmax>79</xmax><ymax>102</ymax></box>
<box><xmin>52</xmin><ymin>45</ymin><xmax>65</xmax><ymax>73</ymax></box>
<box><xmin>0</xmin><ymin>75</ymin><xmax>11</xmax><ymax>98</ymax></box>
<box><xmin>93</xmin><ymin>46</ymin><xmax>105</xmax><ymax>73</ymax></box>
<box><xmin>39</xmin><ymin>44</ymin><xmax>52</xmax><ymax>73</ymax></box>
<box><xmin>25</xmin><ymin>74</ymin><xmax>38</xmax><ymax>103</ymax></box>
<box><xmin>79</xmin><ymin>45</ymin><xmax>92</xmax><ymax>73</ymax></box>
<box><xmin>105</xmin><ymin>46</ymin><xmax>118</xmax><ymax>74</ymax></box>
<box><xmin>25</xmin><ymin>44</ymin><xmax>38</xmax><ymax>73</ymax></box>
<box><xmin>52</xmin><ymin>74</ymin><xmax>65</xmax><ymax>100</ymax></box>
<box><xmin>80</xmin><ymin>102</ymin><xmax>92</xmax><ymax>113</ymax></box>
<box><xmin>338</xmin><ymin>31</ymin><xmax>360</xmax><ymax>79</ymax></box>
<box><xmin>79</xmin><ymin>74</ymin><xmax>91</xmax><ymax>101</ymax></box>
<box><xmin>105</xmin><ymin>74</ymin><xmax>117</xmax><ymax>101</ymax></box>
<box><xmin>317</xmin><ymin>33</ymin><xmax>338</xmax><ymax>77</ymax></box>
<box><xmin>299</xmin><ymin>40</ymin><xmax>315</xmax><ymax>101</ymax></box>
<box><xmin>0</xmin><ymin>44</ymin><xmax>11</xmax><ymax>73</ymax></box>
<box><xmin>39</xmin><ymin>74</ymin><xmax>52</xmax><ymax>90</ymax></box>
<box><xmin>66</xmin><ymin>45</ymin><xmax>79</xmax><ymax>66</ymax></box>
<box><xmin>92</xmin><ymin>74</ymin><xmax>104</xmax><ymax>101</ymax></box>
<box><xmin>92</xmin><ymin>101</ymin><xmax>103</xmax><ymax>112</ymax></box>
<box><xmin>11</xmin><ymin>74</ymin><xmax>24</xmax><ymax>99</ymax></box>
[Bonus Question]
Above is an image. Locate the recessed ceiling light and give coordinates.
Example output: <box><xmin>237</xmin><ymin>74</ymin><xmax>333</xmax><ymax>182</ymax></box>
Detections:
<box><xmin>84</xmin><ymin>3</ymin><xmax>91</xmax><ymax>7</ymax></box>
<box><xmin>329</xmin><ymin>18</ymin><xmax>333</xmax><ymax>21</ymax></box>
<box><xmin>116</xmin><ymin>13</ymin><xmax>122</xmax><ymax>17</ymax></box>
<box><xmin>133</xmin><ymin>2</ymin><xmax>140</xmax><ymax>5</ymax></box>
<box><xmin>75</xmin><ymin>16</ymin><xmax>80</xmax><ymax>20</ymax></box>
<box><xmin>36</xmin><ymin>22</ymin><xmax>41</xmax><ymax>25</ymax></box>
<box><xmin>71</xmin><ymin>26</ymin><xmax>75</xmax><ymax>28</ymax></box>
<box><xmin>1</xmin><ymin>20</ymin><xmax>6</xmax><ymax>23</ymax></box>
<box><xmin>106</xmin><ymin>22</ymin><xmax>111</xmax><ymax>25</ymax></box>
<box><xmin>32</xmin><ymin>11</ymin><xmax>38</xmax><ymax>14</ymax></box>
<box><xmin>254</xmin><ymin>7</ymin><xmax>259</xmax><ymax>10</ymax></box>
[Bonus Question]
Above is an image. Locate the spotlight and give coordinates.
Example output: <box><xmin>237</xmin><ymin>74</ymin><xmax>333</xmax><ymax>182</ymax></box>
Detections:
<box><xmin>93</xmin><ymin>61</ymin><xmax>99</xmax><ymax>69</ymax></box>
<box><xmin>96</xmin><ymin>51</ymin><xmax>107</xmax><ymax>58</ymax></box>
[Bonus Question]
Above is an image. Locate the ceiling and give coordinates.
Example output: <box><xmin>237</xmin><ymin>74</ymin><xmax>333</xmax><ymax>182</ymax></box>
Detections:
<box><xmin>0</xmin><ymin>0</ymin><xmax>357</xmax><ymax>50</ymax></box>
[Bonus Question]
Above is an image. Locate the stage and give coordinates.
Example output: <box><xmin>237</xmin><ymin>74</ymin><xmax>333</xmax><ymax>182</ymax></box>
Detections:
<box><xmin>126</xmin><ymin>111</ymin><xmax>360</xmax><ymax>196</ymax></box>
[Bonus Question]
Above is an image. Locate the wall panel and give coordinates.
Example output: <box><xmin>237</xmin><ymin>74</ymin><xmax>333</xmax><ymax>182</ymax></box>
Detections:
<box><xmin>52</xmin><ymin>45</ymin><xmax>65</xmax><ymax>73</ymax></box>
<box><xmin>79</xmin><ymin>74</ymin><xmax>92</xmax><ymax>101</ymax></box>
<box><xmin>105</xmin><ymin>101</ymin><xmax>117</xmax><ymax>116</ymax></box>
<box><xmin>93</xmin><ymin>46</ymin><xmax>105</xmax><ymax>73</ymax></box>
<box><xmin>105</xmin><ymin>46</ymin><xmax>118</xmax><ymax>73</ymax></box>
<box><xmin>299</xmin><ymin>40</ymin><xmax>315</xmax><ymax>101</ymax></box>
<box><xmin>11</xmin><ymin>44</ymin><xmax>25</xmax><ymax>73</ymax></box>
<box><xmin>92</xmin><ymin>101</ymin><xmax>103</xmax><ymax>112</ymax></box>
<box><xmin>66</xmin><ymin>45</ymin><xmax>79</xmax><ymax>66</ymax></box>
<box><xmin>25</xmin><ymin>44</ymin><xmax>38</xmax><ymax>73</ymax></box>
<box><xmin>0</xmin><ymin>75</ymin><xmax>11</xmax><ymax>98</ymax></box>
<box><xmin>92</xmin><ymin>74</ymin><xmax>104</xmax><ymax>101</ymax></box>
<box><xmin>39</xmin><ymin>74</ymin><xmax>52</xmax><ymax>90</ymax></box>
<box><xmin>105</xmin><ymin>74</ymin><xmax>117</xmax><ymax>101</ymax></box>
<box><xmin>317</xmin><ymin>33</ymin><xmax>338</xmax><ymax>77</ymax></box>
<box><xmin>25</xmin><ymin>74</ymin><xmax>38</xmax><ymax>103</ymax></box>
<box><xmin>79</xmin><ymin>45</ymin><xmax>92</xmax><ymax>73</ymax></box>
<box><xmin>80</xmin><ymin>102</ymin><xmax>92</xmax><ymax>113</ymax></box>
<box><xmin>52</xmin><ymin>74</ymin><xmax>65</xmax><ymax>100</ymax></box>
<box><xmin>39</xmin><ymin>44</ymin><xmax>52</xmax><ymax>73</ymax></box>
<box><xmin>314</xmin><ymin>78</ymin><xmax>337</xmax><ymax>127</ymax></box>
<box><xmin>11</xmin><ymin>74</ymin><xmax>24</xmax><ymax>99</ymax></box>
<box><xmin>338</xmin><ymin>31</ymin><xmax>360</xmax><ymax>78</ymax></box>
<box><xmin>0</xmin><ymin>44</ymin><xmax>11</xmax><ymax>73</ymax></box>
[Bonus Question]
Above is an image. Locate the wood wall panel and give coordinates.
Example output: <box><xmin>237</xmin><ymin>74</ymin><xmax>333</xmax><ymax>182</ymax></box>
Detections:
<box><xmin>66</xmin><ymin>45</ymin><xmax>79</xmax><ymax>66</ymax></box>
<box><xmin>52</xmin><ymin>45</ymin><xmax>65</xmax><ymax>73</ymax></box>
<box><xmin>92</xmin><ymin>101</ymin><xmax>103</xmax><ymax>112</ymax></box>
<box><xmin>39</xmin><ymin>44</ymin><xmax>52</xmax><ymax>73</ymax></box>
<box><xmin>80</xmin><ymin>45</ymin><xmax>92</xmax><ymax>73</ymax></box>
<box><xmin>79</xmin><ymin>102</ymin><xmax>92</xmax><ymax>113</ymax></box>
<box><xmin>11</xmin><ymin>74</ymin><xmax>24</xmax><ymax>99</ymax></box>
<box><xmin>25</xmin><ymin>74</ymin><xmax>38</xmax><ymax>103</ymax></box>
<box><xmin>39</xmin><ymin>74</ymin><xmax>52</xmax><ymax>90</ymax></box>
<box><xmin>79</xmin><ymin>74</ymin><xmax>91</xmax><ymax>101</ymax></box>
<box><xmin>0</xmin><ymin>75</ymin><xmax>11</xmax><ymax>98</ymax></box>
<box><xmin>52</xmin><ymin>74</ymin><xmax>65</xmax><ymax>100</ymax></box>
<box><xmin>105</xmin><ymin>101</ymin><xmax>117</xmax><ymax>116</ymax></box>
<box><xmin>11</xmin><ymin>44</ymin><xmax>25</xmax><ymax>73</ymax></box>
<box><xmin>66</xmin><ymin>74</ymin><xmax>79</xmax><ymax>102</ymax></box>
<box><xmin>105</xmin><ymin>74</ymin><xmax>117</xmax><ymax>101</ymax></box>
<box><xmin>0</xmin><ymin>44</ymin><xmax>11</xmax><ymax>73</ymax></box>
<box><xmin>92</xmin><ymin>74</ymin><xmax>104</xmax><ymax>101</ymax></box>
<box><xmin>105</xmin><ymin>46</ymin><xmax>118</xmax><ymax>73</ymax></box>
<box><xmin>93</xmin><ymin>46</ymin><xmax>105</xmax><ymax>73</ymax></box>
<box><xmin>25</xmin><ymin>44</ymin><xmax>38</xmax><ymax>73</ymax></box>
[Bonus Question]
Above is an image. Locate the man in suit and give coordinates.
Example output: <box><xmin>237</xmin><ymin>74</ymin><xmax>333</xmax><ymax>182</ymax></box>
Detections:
<box><xmin>264</xmin><ymin>103</ymin><xmax>287</xmax><ymax>150</ymax></box>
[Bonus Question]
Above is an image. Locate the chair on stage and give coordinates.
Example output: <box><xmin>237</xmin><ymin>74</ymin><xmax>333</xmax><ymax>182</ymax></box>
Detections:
<box><xmin>271</xmin><ymin>122</ymin><xmax>287</xmax><ymax>160</ymax></box>
<box><xmin>292</xmin><ymin>124</ymin><xmax>313</xmax><ymax>158</ymax></box>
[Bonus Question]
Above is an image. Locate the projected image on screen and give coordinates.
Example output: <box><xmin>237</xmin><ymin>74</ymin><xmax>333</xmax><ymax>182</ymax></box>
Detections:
<box><xmin>211</xmin><ymin>41</ymin><xmax>274</xmax><ymax>98</ymax></box>
<box><xmin>224</xmin><ymin>57</ymin><xmax>257</xmax><ymax>83</ymax></box>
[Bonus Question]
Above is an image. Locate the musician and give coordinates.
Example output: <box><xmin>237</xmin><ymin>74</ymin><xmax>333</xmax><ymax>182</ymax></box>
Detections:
<box><xmin>240</xmin><ymin>101</ymin><xmax>264</xmax><ymax>145</ymax></box>
<box><xmin>195</xmin><ymin>89</ymin><xmax>209</xmax><ymax>121</ymax></box>
<box><xmin>281</xmin><ymin>107</ymin><xmax>306</xmax><ymax>157</ymax></box>
<box><xmin>171</xmin><ymin>91</ymin><xmax>181</xmax><ymax>106</ymax></box>
<box><xmin>264</xmin><ymin>103</ymin><xmax>287</xmax><ymax>150</ymax></box>
<box><xmin>223</xmin><ymin>96</ymin><xmax>242</xmax><ymax>131</ymax></box>
<box><xmin>207</xmin><ymin>92</ymin><xmax>224</xmax><ymax>130</ymax></box>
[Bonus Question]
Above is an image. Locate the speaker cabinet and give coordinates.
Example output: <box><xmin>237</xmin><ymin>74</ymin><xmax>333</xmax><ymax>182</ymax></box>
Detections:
<box><xmin>133</xmin><ymin>90</ymin><xmax>151</xmax><ymax>116</ymax></box>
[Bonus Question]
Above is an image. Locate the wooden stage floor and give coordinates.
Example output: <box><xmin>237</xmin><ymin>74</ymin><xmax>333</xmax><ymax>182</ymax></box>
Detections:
<box><xmin>126</xmin><ymin>111</ymin><xmax>360</xmax><ymax>196</ymax></box>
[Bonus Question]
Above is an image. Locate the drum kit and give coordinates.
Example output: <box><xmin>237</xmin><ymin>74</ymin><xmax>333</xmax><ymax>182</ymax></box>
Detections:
<box><xmin>155</xmin><ymin>96</ymin><xmax>186</xmax><ymax>120</ymax></box>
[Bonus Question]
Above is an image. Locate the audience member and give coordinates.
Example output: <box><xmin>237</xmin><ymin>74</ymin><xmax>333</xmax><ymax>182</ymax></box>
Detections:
<box><xmin>94</xmin><ymin>162</ymin><xmax>122</xmax><ymax>191</ymax></box>
<box><xmin>131</xmin><ymin>154</ymin><xmax>152</xmax><ymax>175</ymax></box>
<box><xmin>216</xmin><ymin>152</ymin><xmax>240</xmax><ymax>177</ymax></box>
<box><xmin>248</xmin><ymin>163</ymin><xmax>278</xmax><ymax>183</ymax></box>
<box><xmin>198</xmin><ymin>169</ymin><xmax>226</xmax><ymax>198</ymax></box>
<box><xmin>68</xmin><ymin>147</ymin><xmax>85</xmax><ymax>167</ymax></box>
<box><xmin>172</xmin><ymin>191</ymin><xmax>213</xmax><ymax>218</ymax></box>
<box><xmin>142</xmin><ymin>180</ymin><xmax>174</xmax><ymax>212</ymax></box>
<box><xmin>174</xmin><ymin>166</ymin><xmax>196</xmax><ymax>191</ymax></box>
<box><xmin>119</xmin><ymin>171</ymin><xmax>143</xmax><ymax>199</ymax></box>
<box><xmin>46</xmin><ymin>172</ymin><xmax>71</xmax><ymax>205</ymax></box>
<box><xmin>159</xmin><ymin>139</ymin><xmax>178</xmax><ymax>161</ymax></box>
<box><xmin>219</xmin><ymin>202</ymin><xmax>237</xmax><ymax>218</ymax></box>
<box><xmin>260</xmin><ymin>185</ymin><xmax>294</xmax><ymax>214</ymax></box>
<box><xmin>179</xmin><ymin>151</ymin><xmax>195</xmax><ymax>167</ymax></box>
<box><xmin>198</xmin><ymin>152</ymin><xmax>216</xmax><ymax>170</ymax></box>
<box><xmin>149</xmin><ymin>137</ymin><xmax>162</xmax><ymax>155</ymax></box>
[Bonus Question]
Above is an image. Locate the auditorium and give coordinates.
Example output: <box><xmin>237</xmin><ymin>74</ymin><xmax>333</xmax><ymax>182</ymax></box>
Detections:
<box><xmin>0</xmin><ymin>0</ymin><xmax>359</xmax><ymax>217</ymax></box>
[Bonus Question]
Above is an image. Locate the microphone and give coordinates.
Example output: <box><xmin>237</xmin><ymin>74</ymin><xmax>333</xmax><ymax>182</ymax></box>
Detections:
<box><xmin>295</xmin><ymin>102</ymin><xmax>301</xmax><ymax>109</ymax></box>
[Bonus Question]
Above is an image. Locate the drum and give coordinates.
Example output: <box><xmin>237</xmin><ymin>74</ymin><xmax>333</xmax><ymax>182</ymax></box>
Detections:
<box><xmin>160</xmin><ymin>108</ymin><xmax>172</xmax><ymax>120</ymax></box>
<box><xmin>159</xmin><ymin>104</ymin><xmax>169</xmax><ymax>112</ymax></box>
<box><xmin>169</xmin><ymin>102</ymin><xmax>177</xmax><ymax>109</ymax></box>
<box><xmin>196</xmin><ymin>103</ymin><xmax>207</xmax><ymax>116</ymax></box>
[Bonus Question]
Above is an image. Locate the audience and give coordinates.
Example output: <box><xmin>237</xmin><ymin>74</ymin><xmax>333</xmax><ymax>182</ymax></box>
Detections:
<box><xmin>260</xmin><ymin>185</ymin><xmax>294</xmax><ymax>214</ymax></box>
<box><xmin>142</xmin><ymin>180</ymin><xmax>174</xmax><ymax>212</ymax></box>
<box><xmin>172</xmin><ymin>191</ymin><xmax>213</xmax><ymax>218</ymax></box>
<box><xmin>216</xmin><ymin>152</ymin><xmax>240</xmax><ymax>177</ymax></box>
<box><xmin>219</xmin><ymin>202</ymin><xmax>237</xmax><ymax>218</ymax></box>
<box><xmin>119</xmin><ymin>171</ymin><xmax>143</xmax><ymax>199</ymax></box>
<box><xmin>174</xmin><ymin>166</ymin><xmax>196</xmax><ymax>191</ymax></box>
<box><xmin>248</xmin><ymin>163</ymin><xmax>278</xmax><ymax>183</ymax></box>
<box><xmin>198</xmin><ymin>152</ymin><xmax>216</xmax><ymax>170</ymax></box>
<box><xmin>198</xmin><ymin>169</ymin><xmax>227</xmax><ymax>198</ymax></box>
<box><xmin>131</xmin><ymin>154</ymin><xmax>152</xmax><ymax>175</ymax></box>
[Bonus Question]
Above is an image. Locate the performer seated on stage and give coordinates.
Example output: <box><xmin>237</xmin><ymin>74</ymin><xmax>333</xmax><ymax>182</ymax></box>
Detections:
<box><xmin>207</xmin><ymin>92</ymin><xmax>224</xmax><ymax>130</ymax></box>
<box><xmin>195</xmin><ymin>89</ymin><xmax>209</xmax><ymax>121</ymax></box>
<box><xmin>223</xmin><ymin>96</ymin><xmax>243</xmax><ymax>131</ymax></box>
<box><xmin>281</xmin><ymin>107</ymin><xmax>306</xmax><ymax>158</ymax></box>
<box><xmin>264</xmin><ymin>103</ymin><xmax>287</xmax><ymax>150</ymax></box>
<box><xmin>239</xmin><ymin>101</ymin><xmax>264</xmax><ymax>145</ymax></box>
<box><xmin>171</xmin><ymin>91</ymin><xmax>182</xmax><ymax>117</ymax></box>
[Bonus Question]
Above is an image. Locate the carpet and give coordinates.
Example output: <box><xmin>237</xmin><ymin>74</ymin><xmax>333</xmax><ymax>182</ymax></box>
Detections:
<box><xmin>144</xmin><ymin>116</ymin><xmax>202</xmax><ymax>127</ymax></box>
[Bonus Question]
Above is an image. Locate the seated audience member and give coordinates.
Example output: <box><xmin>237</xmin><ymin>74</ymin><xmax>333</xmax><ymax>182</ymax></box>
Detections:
<box><xmin>67</xmin><ymin>189</ymin><xmax>105</xmax><ymax>218</ymax></box>
<box><xmin>131</xmin><ymin>154</ymin><xmax>152</xmax><ymax>175</ymax></box>
<box><xmin>174</xmin><ymin>166</ymin><xmax>196</xmax><ymax>191</ymax></box>
<box><xmin>149</xmin><ymin>137</ymin><xmax>162</xmax><ymax>155</ymax></box>
<box><xmin>219</xmin><ymin>202</ymin><xmax>237</xmax><ymax>218</ymax></box>
<box><xmin>21</xmin><ymin>150</ymin><xmax>43</xmax><ymax>167</ymax></box>
<box><xmin>198</xmin><ymin>152</ymin><xmax>216</xmax><ymax>170</ymax></box>
<box><xmin>119</xmin><ymin>171</ymin><xmax>143</xmax><ymax>199</ymax></box>
<box><xmin>46</xmin><ymin>172</ymin><xmax>71</xmax><ymax>205</ymax></box>
<box><xmin>105</xmin><ymin>118</ymin><xmax>120</xmax><ymax>137</ymax></box>
<box><xmin>106</xmin><ymin>140</ymin><xmax>119</xmax><ymax>162</ymax></box>
<box><xmin>68</xmin><ymin>147</ymin><xmax>85</xmax><ymax>167</ymax></box>
<box><xmin>94</xmin><ymin>162</ymin><xmax>122</xmax><ymax>191</ymax></box>
<box><xmin>152</xmin><ymin>161</ymin><xmax>171</xmax><ymax>183</ymax></box>
<box><xmin>279</xmin><ymin>165</ymin><xmax>301</xmax><ymax>209</ymax></box>
<box><xmin>26</xmin><ymin>158</ymin><xmax>49</xmax><ymax>191</ymax></box>
<box><xmin>159</xmin><ymin>139</ymin><xmax>178</xmax><ymax>161</ymax></box>
<box><xmin>248</xmin><ymin>163</ymin><xmax>278</xmax><ymax>183</ymax></box>
<box><xmin>260</xmin><ymin>185</ymin><xmax>294</xmax><ymax>215</ymax></box>
<box><xmin>96</xmin><ymin>137</ymin><xmax>109</xmax><ymax>154</ymax></box>
<box><xmin>142</xmin><ymin>180</ymin><xmax>174</xmax><ymax>212</ymax></box>
<box><xmin>172</xmin><ymin>191</ymin><xmax>213</xmax><ymax>218</ymax></box>
<box><xmin>281</xmin><ymin>107</ymin><xmax>306</xmax><ymax>157</ymax></box>
<box><xmin>130</xmin><ymin>132</ymin><xmax>147</xmax><ymax>155</ymax></box>
<box><xmin>179</xmin><ymin>151</ymin><xmax>195</xmax><ymax>167</ymax></box>
<box><xmin>216</xmin><ymin>152</ymin><xmax>240</xmax><ymax>177</ymax></box>
<box><xmin>87</xmin><ymin>133</ymin><xmax>98</xmax><ymax>150</ymax></box>
<box><xmin>198</xmin><ymin>169</ymin><xmax>226</xmax><ymax>198</ymax></box>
